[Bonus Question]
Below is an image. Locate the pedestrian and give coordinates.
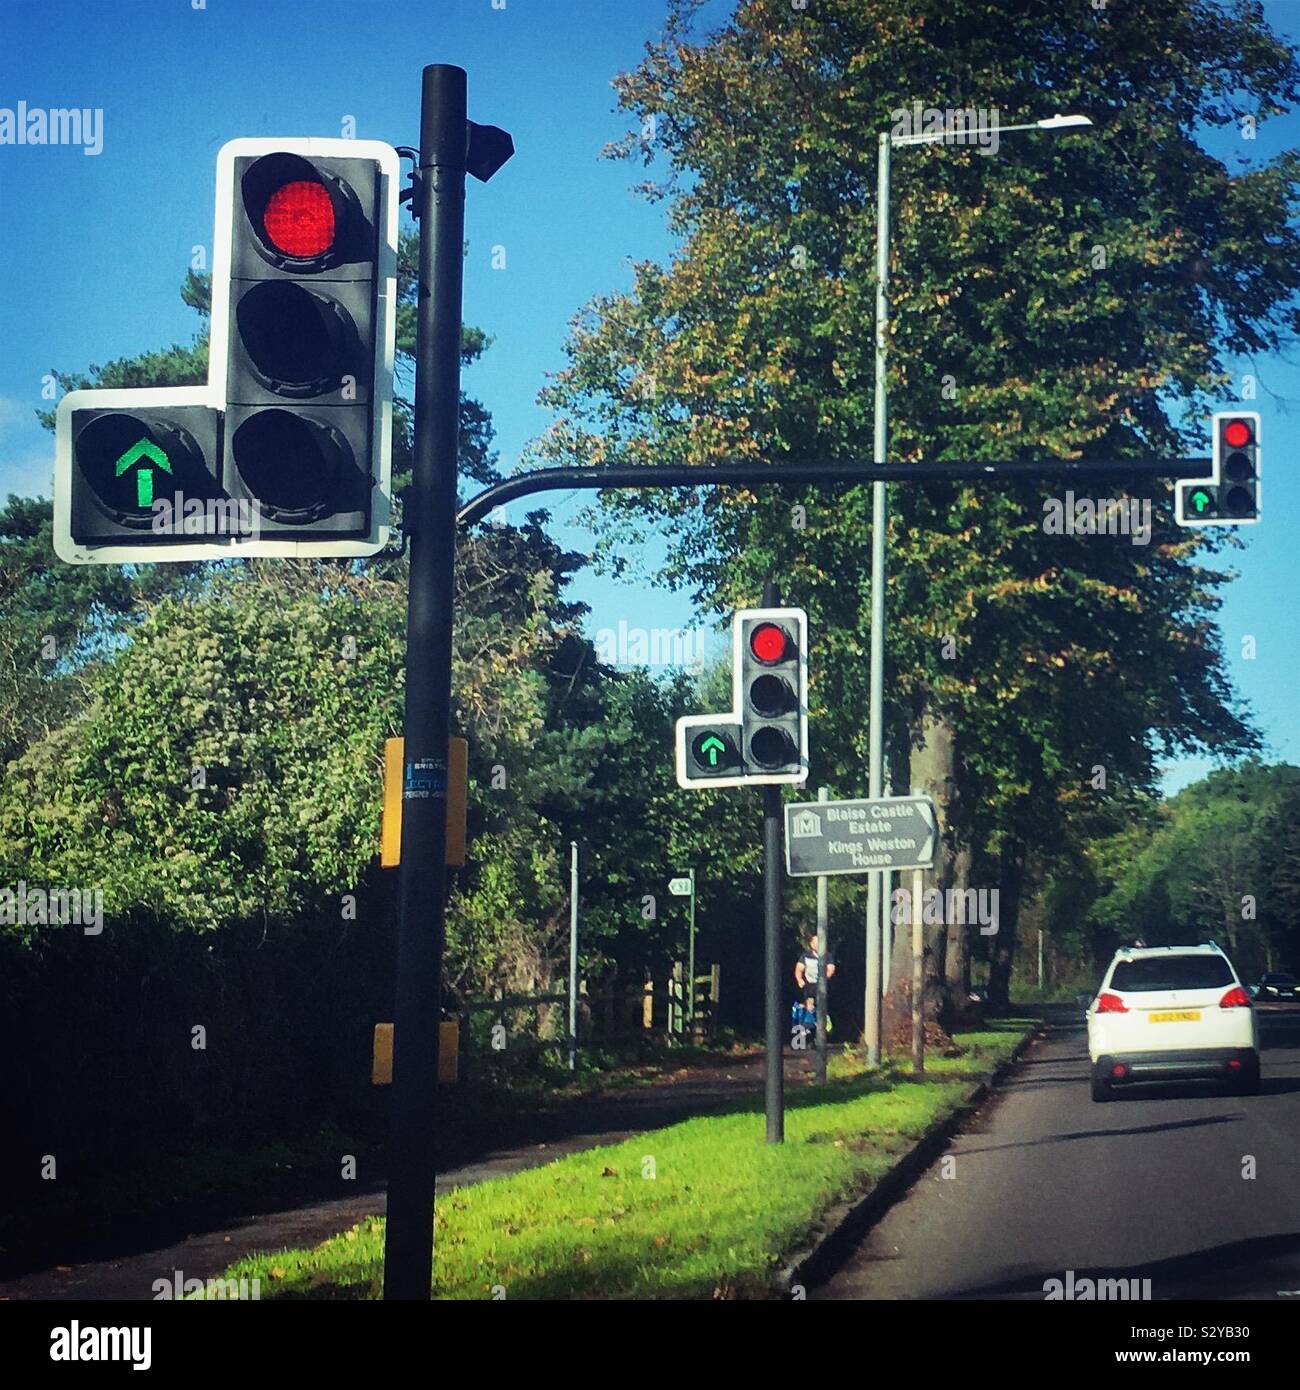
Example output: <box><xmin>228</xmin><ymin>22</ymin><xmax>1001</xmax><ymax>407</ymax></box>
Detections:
<box><xmin>794</xmin><ymin>933</ymin><xmax>836</xmax><ymax>1022</ymax></box>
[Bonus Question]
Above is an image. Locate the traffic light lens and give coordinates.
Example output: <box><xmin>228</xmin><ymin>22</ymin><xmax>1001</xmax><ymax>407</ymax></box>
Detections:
<box><xmin>231</xmin><ymin>409</ymin><xmax>341</xmax><ymax>516</ymax></box>
<box><xmin>749</xmin><ymin>673</ymin><xmax>795</xmax><ymax>717</ymax></box>
<box><xmin>1224</xmin><ymin>451</ymin><xmax>1253</xmax><ymax>482</ymax></box>
<box><xmin>749</xmin><ymin>622</ymin><xmax>788</xmax><ymax>664</ymax></box>
<box><xmin>1223</xmin><ymin>420</ymin><xmax>1252</xmax><ymax>449</ymax></box>
<box><xmin>75</xmin><ymin>414</ymin><xmax>161</xmax><ymax>512</ymax></box>
<box><xmin>72</xmin><ymin>412</ymin><xmax>213</xmax><ymax>523</ymax></box>
<box><xmin>263</xmin><ymin>180</ymin><xmax>335</xmax><ymax>258</ymax></box>
<box><xmin>236</xmin><ymin>281</ymin><xmax>350</xmax><ymax>394</ymax></box>
<box><xmin>750</xmin><ymin>725</ymin><xmax>795</xmax><ymax>769</ymax></box>
<box><xmin>1223</xmin><ymin>485</ymin><xmax>1253</xmax><ymax>517</ymax></box>
<box><xmin>690</xmin><ymin>730</ymin><xmax>736</xmax><ymax>772</ymax></box>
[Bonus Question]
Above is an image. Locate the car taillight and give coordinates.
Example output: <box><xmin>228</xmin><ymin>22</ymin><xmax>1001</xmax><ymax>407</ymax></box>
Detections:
<box><xmin>1096</xmin><ymin>992</ymin><xmax>1128</xmax><ymax>1013</ymax></box>
<box><xmin>1219</xmin><ymin>986</ymin><xmax>1251</xmax><ymax>1009</ymax></box>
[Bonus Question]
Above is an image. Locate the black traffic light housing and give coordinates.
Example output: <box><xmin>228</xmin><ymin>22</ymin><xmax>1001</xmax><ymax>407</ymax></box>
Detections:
<box><xmin>61</xmin><ymin>402</ymin><xmax>223</xmax><ymax>546</ymax></box>
<box><xmin>676</xmin><ymin>607</ymin><xmax>809</xmax><ymax>789</ymax></box>
<box><xmin>1176</xmin><ymin>412</ymin><xmax>1260</xmax><ymax>527</ymax></box>
<box><xmin>740</xmin><ymin>615</ymin><xmax>803</xmax><ymax>775</ymax></box>
<box><xmin>222</xmin><ymin>145</ymin><xmax>390</xmax><ymax>540</ymax></box>
<box><xmin>55</xmin><ymin>138</ymin><xmax>398</xmax><ymax>565</ymax></box>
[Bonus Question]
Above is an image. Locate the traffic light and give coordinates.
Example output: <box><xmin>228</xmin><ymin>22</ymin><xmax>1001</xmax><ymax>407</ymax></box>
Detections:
<box><xmin>1176</xmin><ymin>412</ymin><xmax>1260</xmax><ymax>527</ymax></box>
<box><xmin>55</xmin><ymin>392</ymin><xmax>222</xmax><ymax>555</ymax></box>
<box><xmin>676</xmin><ymin>608</ymin><xmax>809</xmax><ymax>789</ymax></box>
<box><xmin>740</xmin><ymin>613</ymin><xmax>805</xmax><ymax>777</ymax></box>
<box><xmin>54</xmin><ymin>138</ymin><xmax>398</xmax><ymax>564</ymax></box>
<box><xmin>677</xmin><ymin>719</ymin><xmax>744</xmax><ymax>785</ymax></box>
<box><xmin>219</xmin><ymin>140</ymin><xmax>396</xmax><ymax>543</ymax></box>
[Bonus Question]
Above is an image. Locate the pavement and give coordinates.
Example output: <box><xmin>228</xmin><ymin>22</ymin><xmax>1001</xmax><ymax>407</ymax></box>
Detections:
<box><xmin>0</xmin><ymin>1048</ymin><xmax>817</xmax><ymax>1301</ymax></box>
<box><xmin>815</xmin><ymin>1004</ymin><xmax>1300</xmax><ymax>1300</ymax></box>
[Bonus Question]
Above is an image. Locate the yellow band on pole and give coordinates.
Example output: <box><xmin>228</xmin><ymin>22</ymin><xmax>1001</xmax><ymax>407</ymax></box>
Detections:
<box><xmin>381</xmin><ymin>736</ymin><xmax>468</xmax><ymax>868</ymax></box>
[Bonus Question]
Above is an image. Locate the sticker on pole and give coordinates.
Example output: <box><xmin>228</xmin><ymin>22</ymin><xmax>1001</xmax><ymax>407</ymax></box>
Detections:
<box><xmin>403</xmin><ymin>758</ymin><xmax>447</xmax><ymax>800</ymax></box>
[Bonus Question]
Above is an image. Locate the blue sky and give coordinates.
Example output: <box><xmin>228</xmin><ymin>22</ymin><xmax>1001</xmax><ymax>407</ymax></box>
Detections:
<box><xmin>1</xmin><ymin>0</ymin><xmax>1297</xmax><ymax>793</ymax></box>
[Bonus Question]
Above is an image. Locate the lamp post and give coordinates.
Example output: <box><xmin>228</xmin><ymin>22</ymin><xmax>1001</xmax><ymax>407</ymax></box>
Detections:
<box><xmin>863</xmin><ymin>112</ymin><xmax>1093</xmax><ymax>1066</ymax></box>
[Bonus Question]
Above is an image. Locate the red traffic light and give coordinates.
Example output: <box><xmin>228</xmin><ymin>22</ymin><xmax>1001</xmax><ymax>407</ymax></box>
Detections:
<box><xmin>263</xmin><ymin>180</ymin><xmax>335</xmax><ymax>258</ymax></box>
<box><xmin>1223</xmin><ymin>419</ymin><xmax>1253</xmax><ymax>449</ymax></box>
<box><xmin>749</xmin><ymin>622</ymin><xmax>789</xmax><ymax>664</ymax></box>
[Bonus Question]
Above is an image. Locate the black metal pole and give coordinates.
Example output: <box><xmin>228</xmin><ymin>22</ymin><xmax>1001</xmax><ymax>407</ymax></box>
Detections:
<box><xmin>815</xmin><ymin>786</ymin><xmax>830</xmax><ymax>1086</ymax></box>
<box><xmin>383</xmin><ymin>63</ymin><xmax>467</xmax><ymax>1302</ymax></box>
<box><xmin>762</xmin><ymin>578</ymin><xmax>784</xmax><ymax>1143</ymax></box>
<box><xmin>764</xmin><ymin>782</ymin><xmax>784</xmax><ymax>1141</ymax></box>
<box><xmin>456</xmin><ymin>457</ymin><xmax>1213</xmax><ymax>528</ymax></box>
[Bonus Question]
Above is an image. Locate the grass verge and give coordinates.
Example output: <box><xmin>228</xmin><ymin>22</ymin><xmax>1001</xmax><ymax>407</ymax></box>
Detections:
<box><xmin>1</xmin><ymin>1038</ymin><xmax>756</xmax><ymax>1277</ymax></box>
<box><xmin>215</xmin><ymin>1021</ymin><xmax>1030</xmax><ymax>1300</ymax></box>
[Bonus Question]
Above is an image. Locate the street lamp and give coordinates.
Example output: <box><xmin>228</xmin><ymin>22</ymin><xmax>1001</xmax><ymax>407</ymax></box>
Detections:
<box><xmin>889</xmin><ymin>112</ymin><xmax>1093</xmax><ymax>147</ymax></box>
<box><xmin>862</xmin><ymin>112</ymin><xmax>1093</xmax><ymax>1065</ymax></box>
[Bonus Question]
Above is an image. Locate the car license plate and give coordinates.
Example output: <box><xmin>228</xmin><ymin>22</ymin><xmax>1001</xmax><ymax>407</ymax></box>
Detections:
<box><xmin>1149</xmin><ymin>1010</ymin><xmax>1201</xmax><ymax>1023</ymax></box>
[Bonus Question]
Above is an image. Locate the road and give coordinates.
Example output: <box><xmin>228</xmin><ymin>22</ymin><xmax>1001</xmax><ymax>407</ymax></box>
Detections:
<box><xmin>817</xmin><ymin>1005</ymin><xmax>1300</xmax><ymax>1300</ymax></box>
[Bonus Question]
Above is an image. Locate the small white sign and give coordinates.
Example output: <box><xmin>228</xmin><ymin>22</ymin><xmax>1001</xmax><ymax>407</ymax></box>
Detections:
<box><xmin>669</xmin><ymin>877</ymin><xmax>693</xmax><ymax>896</ymax></box>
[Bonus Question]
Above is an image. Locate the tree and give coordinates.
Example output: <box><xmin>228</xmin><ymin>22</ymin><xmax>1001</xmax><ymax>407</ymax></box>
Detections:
<box><xmin>5</xmin><ymin>238</ymin><xmax>775</xmax><ymax>1009</ymax></box>
<box><xmin>536</xmin><ymin>0</ymin><xmax>1289</xmax><ymax>1018</ymax></box>
<box><xmin>1077</xmin><ymin>761</ymin><xmax>1300</xmax><ymax>980</ymax></box>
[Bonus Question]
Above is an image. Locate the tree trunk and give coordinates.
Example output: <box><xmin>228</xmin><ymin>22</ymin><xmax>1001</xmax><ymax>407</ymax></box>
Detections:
<box><xmin>882</xmin><ymin>712</ymin><xmax>967</xmax><ymax>1040</ymax></box>
<box><xmin>987</xmin><ymin>837</ymin><xmax>1027</xmax><ymax>1008</ymax></box>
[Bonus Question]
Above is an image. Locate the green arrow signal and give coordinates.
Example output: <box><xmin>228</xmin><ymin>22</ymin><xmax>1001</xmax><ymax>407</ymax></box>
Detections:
<box><xmin>699</xmin><ymin>734</ymin><xmax>726</xmax><ymax>767</ymax></box>
<box><xmin>115</xmin><ymin>438</ymin><xmax>172</xmax><ymax>508</ymax></box>
<box><xmin>1191</xmin><ymin>489</ymin><xmax>1211</xmax><ymax>514</ymax></box>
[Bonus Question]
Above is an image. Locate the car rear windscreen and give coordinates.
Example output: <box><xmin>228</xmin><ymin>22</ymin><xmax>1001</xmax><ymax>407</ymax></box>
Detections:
<box><xmin>1110</xmin><ymin>955</ymin><xmax>1235</xmax><ymax>992</ymax></box>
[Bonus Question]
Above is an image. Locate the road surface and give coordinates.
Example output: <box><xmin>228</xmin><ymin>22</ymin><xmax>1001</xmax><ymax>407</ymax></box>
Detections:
<box><xmin>817</xmin><ymin>1005</ymin><xmax>1300</xmax><ymax>1299</ymax></box>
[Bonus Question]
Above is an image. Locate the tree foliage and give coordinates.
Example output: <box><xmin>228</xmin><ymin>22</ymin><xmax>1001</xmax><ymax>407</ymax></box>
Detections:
<box><xmin>535</xmin><ymin>0</ymin><xmax>1294</xmax><ymax>1002</ymax></box>
<box><xmin>1081</xmin><ymin>760</ymin><xmax>1300</xmax><ymax>978</ymax></box>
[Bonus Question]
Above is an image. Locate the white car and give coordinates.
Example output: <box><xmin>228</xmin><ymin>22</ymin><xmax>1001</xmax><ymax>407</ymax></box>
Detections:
<box><xmin>1086</xmin><ymin>944</ymin><xmax>1260</xmax><ymax>1102</ymax></box>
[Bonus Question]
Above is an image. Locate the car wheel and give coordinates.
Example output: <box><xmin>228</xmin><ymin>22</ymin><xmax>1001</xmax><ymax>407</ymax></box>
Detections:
<box><xmin>1091</xmin><ymin>1073</ymin><xmax>1114</xmax><ymax>1103</ymax></box>
<box><xmin>1235</xmin><ymin>1058</ymin><xmax>1262</xmax><ymax>1096</ymax></box>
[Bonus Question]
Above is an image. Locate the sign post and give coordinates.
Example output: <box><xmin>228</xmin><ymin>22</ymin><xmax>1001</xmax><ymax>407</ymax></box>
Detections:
<box><xmin>815</xmin><ymin>786</ymin><xmax>831</xmax><ymax>1085</ymax></box>
<box><xmin>911</xmin><ymin>865</ymin><xmax>925</xmax><ymax>1074</ymax></box>
<box><xmin>569</xmin><ymin>840</ymin><xmax>580</xmax><ymax>1073</ymax></box>
<box><xmin>669</xmin><ymin>872</ymin><xmax>697</xmax><ymax>1027</ymax></box>
<box><xmin>786</xmin><ymin>793</ymin><xmax>937</xmax><ymax>1070</ymax></box>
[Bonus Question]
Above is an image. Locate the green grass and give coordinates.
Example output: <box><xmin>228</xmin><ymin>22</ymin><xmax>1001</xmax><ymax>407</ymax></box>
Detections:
<box><xmin>2</xmin><ymin>1038</ymin><xmax>761</xmax><ymax>1272</ymax></box>
<box><xmin>213</xmin><ymin>1023</ymin><xmax>1029</xmax><ymax>1301</ymax></box>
